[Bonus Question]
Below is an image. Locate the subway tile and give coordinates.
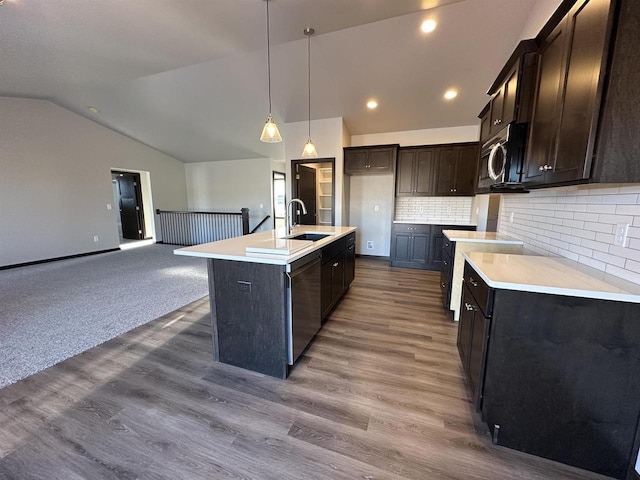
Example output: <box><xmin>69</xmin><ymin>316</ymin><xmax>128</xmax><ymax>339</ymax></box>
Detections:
<box><xmin>605</xmin><ymin>264</ymin><xmax>640</xmax><ymax>285</ymax></box>
<box><xmin>627</xmin><ymin>227</ymin><xmax>640</xmax><ymax>239</ymax></box>
<box><xmin>592</xmin><ymin>251</ymin><xmax>626</xmax><ymax>268</ymax></box>
<box><xmin>609</xmin><ymin>245</ymin><xmax>640</xmax><ymax>262</ymax></box>
<box><xmin>580</xmin><ymin>238</ymin><xmax>609</xmax><ymax>253</ymax></box>
<box><xmin>629</xmin><ymin>238</ymin><xmax>640</xmax><ymax>251</ymax></box>
<box><xmin>590</xmin><ymin>186</ymin><xmax>620</xmax><ymax>195</ymax></box>
<box><xmin>555</xmin><ymin>211</ymin><xmax>575</xmax><ymax>219</ymax></box>
<box><xmin>552</xmin><ymin>225</ymin><xmax>573</xmax><ymax>235</ymax></box>
<box><xmin>563</xmin><ymin>204</ymin><xmax>588</xmax><ymax>212</ymax></box>
<box><xmin>615</xmin><ymin>205</ymin><xmax>640</xmax><ymax>216</ymax></box>
<box><xmin>584</xmin><ymin>222</ymin><xmax>614</xmax><ymax>234</ymax></box>
<box><xmin>598</xmin><ymin>214</ymin><xmax>635</xmax><ymax>225</ymax></box>
<box><xmin>602</xmin><ymin>194</ymin><xmax>638</xmax><ymax>205</ymax></box>
<box><xmin>618</xmin><ymin>185</ymin><xmax>640</xmax><ymax>194</ymax></box>
<box><xmin>550</xmin><ymin>239</ymin><xmax>570</xmax><ymax>250</ymax></box>
<box><xmin>585</xmin><ymin>204</ymin><xmax>617</xmax><ymax>214</ymax></box>
<box><xmin>573</xmin><ymin>212</ymin><xmax>600</xmax><ymax>222</ymax></box>
<box><xmin>595</xmin><ymin>232</ymin><xmax>615</xmax><ymax>244</ymax></box>
<box><xmin>570</xmin><ymin>229</ymin><xmax>596</xmax><ymax>241</ymax></box>
<box><xmin>578</xmin><ymin>256</ymin><xmax>606</xmax><ymax>272</ymax></box>
<box><xmin>562</xmin><ymin>219</ymin><xmax>584</xmax><ymax>229</ymax></box>
<box><xmin>626</xmin><ymin>259</ymin><xmax>640</xmax><ymax>275</ymax></box>
<box><xmin>556</xmin><ymin>248</ymin><xmax>580</xmax><ymax>262</ymax></box>
<box><xmin>560</xmin><ymin>233</ymin><xmax>583</xmax><ymax>245</ymax></box>
<box><xmin>569</xmin><ymin>244</ymin><xmax>593</xmax><ymax>257</ymax></box>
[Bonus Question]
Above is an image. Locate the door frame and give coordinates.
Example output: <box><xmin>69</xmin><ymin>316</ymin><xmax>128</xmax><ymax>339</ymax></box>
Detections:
<box><xmin>272</xmin><ymin>171</ymin><xmax>286</xmax><ymax>229</ymax></box>
<box><xmin>291</xmin><ymin>158</ymin><xmax>336</xmax><ymax>226</ymax></box>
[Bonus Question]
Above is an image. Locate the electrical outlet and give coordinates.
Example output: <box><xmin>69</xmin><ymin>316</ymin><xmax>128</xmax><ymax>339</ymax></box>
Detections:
<box><xmin>367</xmin><ymin>241</ymin><xmax>374</xmax><ymax>249</ymax></box>
<box><xmin>106</xmin><ymin>203</ymin><xmax>112</xmax><ymax>210</ymax></box>
<box><xmin>374</xmin><ymin>205</ymin><xmax>380</xmax><ymax>212</ymax></box>
<box><xmin>615</xmin><ymin>223</ymin><xmax>630</xmax><ymax>247</ymax></box>
<box><xmin>509</xmin><ymin>212</ymin><xmax>515</xmax><ymax>223</ymax></box>
<box><xmin>420</xmin><ymin>206</ymin><xmax>424</xmax><ymax>213</ymax></box>
<box><xmin>93</xmin><ymin>235</ymin><xmax>99</xmax><ymax>242</ymax></box>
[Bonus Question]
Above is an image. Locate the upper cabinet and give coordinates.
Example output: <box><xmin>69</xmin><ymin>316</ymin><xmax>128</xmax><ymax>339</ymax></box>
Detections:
<box><xmin>344</xmin><ymin>145</ymin><xmax>398</xmax><ymax>175</ymax></box>
<box><xmin>396</xmin><ymin>143</ymin><xmax>478</xmax><ymax>197</ymax></box>
<box><xmin>524</xmin><ymin>0</ymin><xmax>614</xmax><ymax>185</ymax></box>
<box><xmin>434</xmin><ymin>144</ymin><xmax>478</xmax><ymax>196</ymax></box>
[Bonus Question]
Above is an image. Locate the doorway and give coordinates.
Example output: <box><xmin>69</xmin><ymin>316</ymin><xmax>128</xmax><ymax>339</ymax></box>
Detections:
<box><xmin>272</xmin><ymin>171</ymin><xmax>286</xmax><ymax>229</ymax></box>
<box><xmin>291</xmin><ymin>158</ymin><xmax>335</xmax><ymax>226</ymax></box>
<box><xmin>112</xmin><ymin>171</ymin><xmax>145</xmax><ymax>243</ymax></box>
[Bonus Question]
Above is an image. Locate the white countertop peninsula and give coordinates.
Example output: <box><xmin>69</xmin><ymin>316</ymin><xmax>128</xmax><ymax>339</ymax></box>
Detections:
<box><xmin>443</xmin><ymin>230</ymin><xmax>523</xmax><ymax>244</ymax></box>
<box><xmin>463</xmin><ymin>252</ymin><xmax>640</xmax><ymax>303</ymax></box>
<box><xmin>175</xmin><ymin>225</ymin><xmax>357</xmax><ymax>267</ymax></box>
<box><xmin>442</xmin><ymin>230</ymin><xmax>524</xmax><ymax>321</ymax></box>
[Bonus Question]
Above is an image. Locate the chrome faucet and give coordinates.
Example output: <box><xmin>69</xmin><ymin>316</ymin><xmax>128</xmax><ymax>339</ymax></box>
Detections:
<box><xmin>286</xmin><ymin>198</ymin><xmax>307</xmax><ymax>234</ymax></box>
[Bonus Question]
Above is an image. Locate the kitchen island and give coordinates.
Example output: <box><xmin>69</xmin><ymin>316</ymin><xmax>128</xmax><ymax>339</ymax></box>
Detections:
<box><xmin>175</xmin><ymin>225</ymin><xmax>357</xmax><ymax>379</ymax></box>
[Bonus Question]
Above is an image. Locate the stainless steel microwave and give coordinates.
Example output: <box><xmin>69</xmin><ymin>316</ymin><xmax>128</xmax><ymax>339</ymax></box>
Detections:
<box><xmin>478</xmin><ymin>123</ymin><xmax>528</xmax><ymax>192</ymax></box>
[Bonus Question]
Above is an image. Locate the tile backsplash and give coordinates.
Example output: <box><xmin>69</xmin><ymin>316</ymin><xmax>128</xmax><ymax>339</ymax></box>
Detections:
<box><xmin>395</xmin><ymin>196</ymin><xmax>473</xmax><ymax>223</ymax></box>
<box><xmin>498</xmin><ymin>184</ymin><xmax>640</xmax><ymax>285</ymax></box>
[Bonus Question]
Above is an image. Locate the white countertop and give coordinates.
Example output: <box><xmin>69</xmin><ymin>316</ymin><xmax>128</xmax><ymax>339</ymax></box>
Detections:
<box><xmin>463</xmin><ymin>252</ymin><xmax>640</xmax><ymax>303</ymax></box>
<box><xmin>174</xmin><ymin>225</ymin><xmax>357</xmax><ymax>266</ymax></box>
<box><xmin>393</xmin><ymin>220</ymin><xmax>477</xmax><ymax>226</ymax></box>
<box><xmin>443</xmin><ymin>230</ymin><xmax>524</xmax><ymax>245</ymax></box>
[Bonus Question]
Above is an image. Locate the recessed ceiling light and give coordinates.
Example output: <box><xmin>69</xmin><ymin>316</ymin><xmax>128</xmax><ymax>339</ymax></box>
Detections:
<box><xmin>444</xmin><ymin>90</ymin><xmax>458</xmax><ymax>100</ymax></box>
<box><xmin>367</xmin><ymin>100</ymin><xmax>378</xmax><ymax>109</ymax></box>
<box><xmin>421</xmin><ymin>19</ymin><xmax>437</xmax><ymax>33</ymax></box>
<box><xmin>88</xmin><ymin>106</ymin><xmax>99</xmax><ymax>114</ymax></box>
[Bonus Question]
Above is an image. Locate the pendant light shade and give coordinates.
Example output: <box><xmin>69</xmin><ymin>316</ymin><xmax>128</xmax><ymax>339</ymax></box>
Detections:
<box><xmin>301</xmin><ymin>27</ymin><xmax>318</xmax><ymax>158</ymax></box>
<box><xmin>260</xmin><ymin>0</ymin><xmax>282</xmax><ymax>143</ymax></box>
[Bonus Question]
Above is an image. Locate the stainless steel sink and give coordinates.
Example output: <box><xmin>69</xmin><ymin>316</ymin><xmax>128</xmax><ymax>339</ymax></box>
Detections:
<box><xmin>286</xmin><ymin>233</ymin><xmax>332</xmax><ymax>242</ymax></box>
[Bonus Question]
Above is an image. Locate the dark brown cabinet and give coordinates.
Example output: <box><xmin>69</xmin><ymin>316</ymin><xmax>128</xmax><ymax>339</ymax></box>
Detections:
<box><xmin>524</xmin><ymin>0</ymin><xmax>614</xmax><ymax>185</ymax></box>
<box><xmin>320</xmin><ymin>231</ymin><xmax>356</xmax><ymax>319</ymax></box>
<box><xmin>395</xmin><ymin>148</ymin><xmax>436</xmax><ymax>196</ymax></box>
<box><xmin>344</xmin><ymin>145</ymin><xmax>397</xmax><ymax>175</ymax></box>
<box><xmin>434</xmin><ymin>144</ymin><xmax>478</xmax><ymax>196</ymax></box>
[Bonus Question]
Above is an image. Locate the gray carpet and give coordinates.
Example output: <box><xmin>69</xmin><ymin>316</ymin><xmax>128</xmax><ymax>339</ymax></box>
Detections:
<box><xmin>0</xmin><ymin>244</ymin><xmax>209</xmax><ymax>389</ymax></box>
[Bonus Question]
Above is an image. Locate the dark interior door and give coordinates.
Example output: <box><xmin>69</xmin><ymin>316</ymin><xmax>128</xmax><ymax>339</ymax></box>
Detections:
<box><xmin>294</xmin><ymin>165</ymin><xmax>317</xmax><ymax>225</ymax></box>
<box><xmin>115</xmin><ymin>172</ymin><xmax>144</xmax><ymax>240</ymax></box>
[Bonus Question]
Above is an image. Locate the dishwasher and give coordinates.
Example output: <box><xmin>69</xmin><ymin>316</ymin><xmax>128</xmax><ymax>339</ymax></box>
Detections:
<box><xmin>286</xmin><ymin>252</ymin><xmax>321</xmax><ymax>365</ymax></box>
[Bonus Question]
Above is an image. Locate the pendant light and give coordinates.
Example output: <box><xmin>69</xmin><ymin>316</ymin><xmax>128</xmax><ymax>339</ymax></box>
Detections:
<box><xmin>301</xmin><ymin>27</ymin><xmax>318</xmax><ymax>158</ymax></box>
<box><xmin>260</xmin><ymin>0</ymin><xmax>282</xmax><ymax>143</ymax></box>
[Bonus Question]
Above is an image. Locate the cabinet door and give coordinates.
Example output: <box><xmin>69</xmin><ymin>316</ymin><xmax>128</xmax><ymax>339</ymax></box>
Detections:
<box><xmin>321</xmin><ymin>261</ymin><xmax>333</xmax><ymax>317</ymax></box>
<box><xmin>455</xmin><ymin>145</ymin><xmax>479</xmax><ymax>195</ymax></box>
<box><xmin>469</xmin><ymin>306</ymin><xmax>488</xmax><ymax>404</ymax></box>
<box><xmin>330</xmin><ymin>253</ymin><xmax>345</xmax><ymax>304</ymax></box>
<box><xmin>392</xmin><ymin>233</ymin><xmax>412</xmax><ymax>261</ymax></box>
<box><xmin>524</xmin><ymin>21</ymin><xmax>568</xmax><ymax>182</ymax></box>
<box><xmin>344</xmin><ymin>150</ymin><xmax>368</xmax><ymax>174</ymax></box>
<box><xmin>344</xmin><ymin>243</ymin><xmax>355</xmax><ymax>287</ymax></box>
<box><xmin>457</xmin><ymin>285</ymin><xmax>474</xmax><ymax>372</ymax></box>
<box><xmin>489</xmin><ymin>88</ymin><xmax>505</xmax><ymax>135</ymax></box>
<box><xmin>430</xmin><ymin>232</ymin><xmax>445</xmax><ymax>271</ymax></box>
<box><xmin>479</xmin><ymin>105</ymin><xmax>492</xmax><ymax>144</ymax></box>
<box><xmin>435</xmin><ymin>147</ymin><xmax>457</xmax><ymax>195</ymax></box>
<box><xmin>367</xmin><ymin>147</ymin><xmax>394</xmax><ymax>172</ymax></box>
<box><xmin>410</xmin><ymin>234</ymin><xmax>430</xmax><ymax>265</ymax></box>
<box><xmin>551</xmin><ymin>0</ymin><xmax>612</xmax><ymax>184</ymax></box>
<box><xmin>396</xmin><ymin>150</ymin><xmax>416</xmax><ymax>196</ymax></box>
<box><xmin>501</xmin><ymin>66</ymin><xmax>519</xmax><ymax>127</ymax></box>
<box><xmin>414</xmin><ymin>148</ymin><xmax>436</xmax><ymax>195</ymax></box>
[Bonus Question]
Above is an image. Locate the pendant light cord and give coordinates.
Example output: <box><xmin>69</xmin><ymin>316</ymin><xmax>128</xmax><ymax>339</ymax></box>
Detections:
<box><xmin>266</xmin><ymin>0</ymin><xmax>272</xmax><ymax>114</ymax></box>
<box><xmin>307</xmin><ymin>30</ymin><xmax>311</xmax><ymax>138</ymax></box>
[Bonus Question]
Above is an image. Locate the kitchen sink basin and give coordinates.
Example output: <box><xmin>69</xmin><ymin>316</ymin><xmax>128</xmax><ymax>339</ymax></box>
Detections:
<box><xmin>287</xmin><ymin>233</ymin><xmax>332</xmax><ymax>242</ymax></box>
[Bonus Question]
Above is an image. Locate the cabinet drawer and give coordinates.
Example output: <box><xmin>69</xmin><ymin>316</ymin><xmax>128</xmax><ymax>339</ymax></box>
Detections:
<box><xmin>345</xmin><ymin>232</ymin><xmax>356</xmax><ymax>246</ymax></box>
<box><xmin>443</xmin><ymin>238</ymin><xmax>455</xmax><ymax>259</ymax></box>
<box><xmin>463</xmin><ymin>261</ymin><xmax>493</xmax><ymax>317</ymax></box>
<box><xmin>321</xmin><ymin>236</ymin><xmax>346</xmax><ymax>265</ymax></box>
<box><xmin>392</xmin><ymin>223</ymin><xmax>430</xmax><ymax>234</ymax></box>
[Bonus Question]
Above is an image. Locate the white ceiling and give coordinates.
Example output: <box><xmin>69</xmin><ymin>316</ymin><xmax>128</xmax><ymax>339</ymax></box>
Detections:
<box><xmin>0</xmin><ymin>0</ymin><xmax>537</xmax><ymax>162</ymax></box>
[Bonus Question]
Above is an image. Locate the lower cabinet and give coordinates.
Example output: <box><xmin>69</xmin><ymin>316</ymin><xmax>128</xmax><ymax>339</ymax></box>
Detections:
<box><xmin>391</xmin><ymin>223</ymin><xmax>475</xmax><ymax>270</ymax></box>
<box><xmin>321</xmin><ymin>231</ymin><xmax>356</xmax><ymax>318</ymax></box>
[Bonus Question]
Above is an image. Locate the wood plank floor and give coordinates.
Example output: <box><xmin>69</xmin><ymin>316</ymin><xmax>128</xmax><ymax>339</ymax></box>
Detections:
<box><xmin>0</xmin><ymin>258</ymin><xmax>612</xmax><ymax>479</ymax></box>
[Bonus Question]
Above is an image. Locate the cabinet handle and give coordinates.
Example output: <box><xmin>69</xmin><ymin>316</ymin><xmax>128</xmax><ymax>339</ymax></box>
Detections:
<box><xmin>464</xmin><ymin>302</ymin><xmax>475</xmax><ymax>311</ymax></box>
<box><xmin>333</xmin><ymin>262</ymin><xmax>339</xmax><ymax>267</ymax></box>
<box><xmin>468</xmin><ymin>277</ymin><xmax>479</xmax><ymax>287</ymax></box>
<box><xmin>443</xmin><ymin>261</ymin><xmax>448</xmax><ymax>266</ymax></box>
<box><xmin>441</xmin><ymin>282</ymin><xmax>446</xmax><ymax>288</ymax></box>
<box><xmin>493</xmin><ymin>120</ymin><xmax>499</xmax><ymax>126</ymax></box>
<box><xmin>453</xmin><ymin>189</ymin><xmax>457</xmax><ymax>192</ymax></box>
<box><xmin>544</xmin><ymin>165</ymin><xmax>553</xmax><ymax>171</ymax></box>
<box><xmin>539</xmin><ymin>164</ymin><xmax>553</xmax><ymax>172</ymax></box>
<box><xmin>445</xmin><ymin>243</ymin><xmax>449</xmax><ymax>247</ymax></box>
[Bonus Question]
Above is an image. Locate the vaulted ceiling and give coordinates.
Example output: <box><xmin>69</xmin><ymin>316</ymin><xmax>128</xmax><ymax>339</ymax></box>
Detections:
<box><xmin>0</xmin><ymin>0</ymin><xmax>539</xmax><ymax>162</ymax></box>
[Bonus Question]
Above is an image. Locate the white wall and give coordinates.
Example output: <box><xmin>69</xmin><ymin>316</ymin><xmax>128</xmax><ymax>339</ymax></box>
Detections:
<box><xmin>518</xmin><ymin>0</ymin><xmax>564</xmax><ymax>40</ymax></box>
<box><xmin>350</xmin><ymin>175</ymin><xmax>394</xmax><ymax>256</ymax></box>
<box><xmin>351</xmin><ymin>125</ymin><xmax>479</xmax><ymax>147</ymax></box>
<box><xmin>498</xmin><ymin>185</ymin><xmax>640</xmax><ymax>285</ymax></box>
<box><xmin>283</xmin><ymin>117</ymin><xmax>347</xmax><ymax>225</ymax></box>
<box><xmin>0</xmin><ymin>97</ymin><xmax>188</xmax><ymax>267</ymax></box>
<box><xmin>185</xmin><ymin>158</ymin><xmax>273</xmax><ymax>233</ymax></box>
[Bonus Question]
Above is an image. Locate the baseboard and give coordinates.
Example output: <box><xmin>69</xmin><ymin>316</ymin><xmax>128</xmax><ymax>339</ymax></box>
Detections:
<box><xmin>0</xmin><ymin>248</ymin><xmax>120</xmax><ymax>271</ymax></box>
<box><xmin>356</xmin><ymin>254</ymin><xmax>390</xmax><ymax>261</ymax></box>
